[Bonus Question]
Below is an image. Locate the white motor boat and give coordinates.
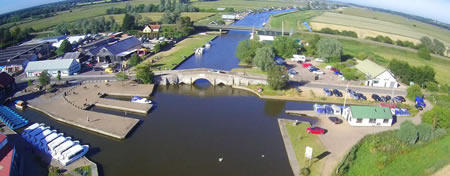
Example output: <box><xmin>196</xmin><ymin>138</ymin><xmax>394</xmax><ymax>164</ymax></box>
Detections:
<box><xmin>131</xmin><ymin>96</ymin><xmax>152</xmax><ymax>104</ymax></box>
<box><xmin>25</xmin><ymin>126</ymin><xmax>49</xmax><ymax>142</ymax></box>
<box><xmin>47</xmin><ymin>136</ymin><xmax>71</xmax><ymax>154</ymax></box>
<box><xmin>32</xmin><ymin>129</ymin><xmax>57</xmax><ymax>146</ymax></box>
<box><xmin>58</xmin><ymin>144</ymin><xmax>89</xmax><ymax>166</ymax></box>
<box><xmin>21</xmin><ymin>123</ymin><xmax>44</xmax><ymax>139</ymax></box>
<box><xmin>39</xmin><ymin>133</ymin><xmax>64</xmax><ymax>151</ymax></box>
<box><xmin>52</xmin><ymin>140</ymin><xmax>79</xmax><ymax>159</ymax></box>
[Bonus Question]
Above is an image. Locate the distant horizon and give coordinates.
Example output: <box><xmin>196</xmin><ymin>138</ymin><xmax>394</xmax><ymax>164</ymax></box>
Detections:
<box><xmin>1</xmin><ymin>0</ymin><xmax>449</xmax><ymax>25</ymax></box>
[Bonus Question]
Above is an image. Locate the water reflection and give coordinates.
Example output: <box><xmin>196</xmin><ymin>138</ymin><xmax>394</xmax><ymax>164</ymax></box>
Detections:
<box><xmin>264</xmin><ymin>100</ymin><xmax>287</xmax><ymax>117</ymax></box>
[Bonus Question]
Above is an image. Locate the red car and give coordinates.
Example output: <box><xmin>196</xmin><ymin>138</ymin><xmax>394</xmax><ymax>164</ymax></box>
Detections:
<box><xmin>306</xmin><ymin>127</ymin><xmax>325</xmax><ymax>134</ymax></box>
<box><xmin>330</xmin><ymin>67</ymin><xmax>340</xmax><ymax>72</ymax></box>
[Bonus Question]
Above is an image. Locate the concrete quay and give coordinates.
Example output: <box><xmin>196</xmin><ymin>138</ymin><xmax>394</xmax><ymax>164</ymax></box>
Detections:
<box><xmin>278</xmin><ymin>119</ymin><xmax>301</xmax><ymax>176</ymax></box>
<box><xmin>95</xmin><ymin>98</ymin><xmax>152</xmax><ymax>114</ymax></box>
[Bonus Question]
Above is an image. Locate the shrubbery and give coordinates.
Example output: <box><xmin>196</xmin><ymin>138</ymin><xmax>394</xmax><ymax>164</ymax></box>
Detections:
<box><xmin>416</xmin><ymin>123</ymin><xmax>433</xmax><ymax>142</ymax></box>
<box><xmin>397</xmin><ymin>120</ymin><xmax>418</xmax><ymax>145</ymax></box>
<box><xmin>407</xmin><ymin>84</ymin><xmax>423</xmax><ymax>101</ymax></box>
<box><xmin>388</xmin><ymin>59</ymin><xmax>436</xmax><ymax>85</ymax></box>
<box><xmin>422</xmin><ymin>106</ymin><xmax>450</xmax><ymax>129</ymax></box>
<box><xmin>318</xmin><ymin>28</ymin><xmax>358</xmax><ymax>38</ymax></box>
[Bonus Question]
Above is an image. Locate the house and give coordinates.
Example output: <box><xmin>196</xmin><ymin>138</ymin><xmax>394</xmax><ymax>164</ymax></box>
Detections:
<box><xmin>142</xmin><ymin>24</ymin><xmax>161</xmax><ymax>33</ymax></box>
<box><xmin>0</xmin><ymin>133</ymin><xmax>22</xmax><ymax>176</ymax></box>
<box><xmin>342</xmin><ymin>106</ymin><xmax>393</xmax><ymax>126</ymax></box>
<box><xmin>0</xmin><ymin>72</ymin><xmax>15</xmax><ymax>100</ymax></box>
<box><xmin>355</xmin><ymin>59</ymin><xmax>399</xmax><ymax>88</ymax></box>
<box><xmin>85</xmin><ymin>37</ymin><xmax>141</xmax><ymax>63</ymax></box>
<box><xmin>222</xmin><ymin>14</ymin><xmax>236</xmax><ymax>21</ymax></box>
<box><xmin>0</xmin><ymin>43</ymin><xmax>51</xmax><ymax>69</ymax></box>
<box><xmin>25</xmin><ymin>59</ymin><xmax>81</xmax><ymax>77</ymax></box>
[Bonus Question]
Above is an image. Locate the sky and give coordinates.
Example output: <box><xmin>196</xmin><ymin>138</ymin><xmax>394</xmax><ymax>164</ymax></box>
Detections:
<box><xmin>0</xmin><ymin>0</ymin><xmax>63</xmax><ymax>15</ymax></box>
<box><xmin>336</xmin><ymin>0</ymin><xmax>450</xmax><ymax>24</ymax></box>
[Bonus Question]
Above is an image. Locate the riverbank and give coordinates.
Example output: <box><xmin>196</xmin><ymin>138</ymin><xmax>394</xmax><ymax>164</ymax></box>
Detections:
<box><xmin>140</xmin><ymin>34</ymin><xmax>218</xmax><ymax>70</ymax></box>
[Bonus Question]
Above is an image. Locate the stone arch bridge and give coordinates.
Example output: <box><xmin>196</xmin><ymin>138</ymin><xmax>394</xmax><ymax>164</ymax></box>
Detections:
<box><xmin>155</xmin><ymin>68</ymin><xmax>267</xmax><ymax>86</ymax></box>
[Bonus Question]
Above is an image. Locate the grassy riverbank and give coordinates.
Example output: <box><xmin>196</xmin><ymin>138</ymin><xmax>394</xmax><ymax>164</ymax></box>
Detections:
<box><xmin>286</xmin><ymin>122</ymin><xmax>326</xmax><ymax>175</ymax></box>
<box><xmin>268</xmin><ymin>10</ymin><xmax>322</xmax><ymax>31</ymax></box>
<box><xmin>335</xmin><ymin>131</ymin><xmax>450</xmax><ymax>176</ymax></box>
<box><xmin>141</xmin><ymin>34</ymin><xmax>217</xmax><ymax>70</ymax></box>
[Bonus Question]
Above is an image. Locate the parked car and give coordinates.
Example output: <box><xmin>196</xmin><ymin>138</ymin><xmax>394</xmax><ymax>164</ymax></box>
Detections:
<box><xmin>394</xmin><ymin>96</ymin><xmax>406</xmax><ymax>102</ymax></box>
<box><xmin>313</xmin><ymin>70</ymin><xmax>324</xmax><ymax>75</ymax></box>
<box><xmin>291</xmin><ymin>54</ymin><xmax>306</xmax><ymax>62</ymax></box>
<box><xmin>330</xmin><ymin>67</ymin><xmax>340</xmax><ymax>72</ymax></box>
<box><xmin>415</xmin><ymin>104</ymin><xmax>423</xmax><ymax>110</ymax></box>
<box><xmin>372</xmin><ymin>94</ymin><xmax>381</xmax><ymax>101</ymax></box>
<box><xmin>333</xmin><ymin>89</ymin><xmax>342</xmax><ymax>97</ymax></box>
<box><xmin>329</xmin><ymin>117</ymin><xmax>343</xmax><ymax>124</ymax></box>
<box><xmin>323</xmin><ymin>88</ymin><xmax>333</xmax><ymax>96</ymax></box>
<box><xmin>288</xmin><ymin>69</ymin><xmax>297</xmax><ymax>75</ymax></box>
<box><xmin>315</xmin><ymin>58</ymin><xmax>325</xmax><ymax>62</ymax></box>
<box><xmin>380</xmin><ymin>96</ymin><xmax>387</xmax><ymax>102</ymax></box>
<box><xmin>386</xmin><ymin>95</ymin><xmax>391</xmax><ymax>101</ymax></box>
<box><xmin>105</xmin><ymin>67</ymin><xmax>114</xmax><ymax>73</ymax></box>
<box><xmin>306</xmin><ymin>127</ymin><xmax>325</xmax><ymax>134</ymax></box>
<box><xmin>325</xmin><ymin>65</ymin><xmax>333</xmax><ymax>70</ymax></box>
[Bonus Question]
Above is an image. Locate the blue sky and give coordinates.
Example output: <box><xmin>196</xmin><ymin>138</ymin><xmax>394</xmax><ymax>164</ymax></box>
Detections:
<box><xmin>1</xmin><ymin>0</ymin><xmax>450</xmax><ymax>24</ymax></box>
<box><xmin>336</xmin><ymin>0</ymin><xmax>450</xmax><ymax>23</ymax></box>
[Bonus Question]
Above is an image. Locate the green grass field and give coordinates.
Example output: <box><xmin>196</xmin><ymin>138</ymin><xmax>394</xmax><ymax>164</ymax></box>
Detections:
<box><xmin>340</xmin><ymin>8</ymin><xmax>450</xmax><ymax>44</ymax></box>
<box><xmin>286</xmin><ymin>122</ymin><xmax>326</xmax><ymax>176</ymax></box>
<box><xmin>340</xmin><ymin>39</ymin><xmax>450</xmax><ymax>85</ymax></box>
<box><xmin>340</xmin><ymin>131</ymin><xmax>450</xmax><ymax>176</ymax></box>
<box><xmin>142</xmin><ymin>34</ymin><xmax>216</xmax><ymax>70</ymax></box>
<box><xmin>105</xmin><ymin>12</ymin><xmax>215</xmax><ymax>25</ymax></box>
<box><xmin>268</xmin><ymin>10</ymin><xmax>322</xmax><ymax>31</ymax></box>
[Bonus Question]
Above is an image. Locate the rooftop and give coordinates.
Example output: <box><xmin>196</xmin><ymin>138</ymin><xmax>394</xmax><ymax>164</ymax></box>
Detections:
<box><xmin>0</xmin><ymin>72</ymin><xmax>14</xmax><ymax>88</ymax></box>
<box><xmin>354</xmin><ymin>59</ymin><xmax>386</xmax><ymax>78</ymax></box>
<box><xmin>25</xmin><ymin>59</ymin><xmax>78</xmax><ymax>72</ymax></box>
<box><xmin>350</xmin><ymin>106</ymin><xmax>392</xmax><ymax>119</ymax></box>
<box><xmin>0</xmin><ymin>133</ymin><xmax>13</xmax><ymax>176</ymax></box>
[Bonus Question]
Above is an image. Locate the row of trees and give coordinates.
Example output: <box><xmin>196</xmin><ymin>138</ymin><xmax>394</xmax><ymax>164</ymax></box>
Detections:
<box><xmin>0</xmin><ymin>27</ymin><xmax>34</xmax><ymax>49</ymax></box>
<box><xmin>159</xmin><ymin>16</ymin><xmax>195</xmax><ymax>38</ymax></box>
<box><xmin>55</xmin><ymin>16</ymin><xmax>121</xmax><ymax>35</ymax></box>
<box><xmin>318</xmin><ymin>28</ymin><xmax>358</xmax><ymax>38</ymax></box>
<box><xmin>419</xmin><ymin>36</ymin><xmax>446</xmax><ymax>56</ymax></box>
<box><xmin>388</xmin><ymin>59</ymin><xmax>436</xmax><ymax>85</ymax></box>
<box><xmin>106</xmin><ymin>1</ymin><xmax>198</xmax><ymax>15</ymax></box>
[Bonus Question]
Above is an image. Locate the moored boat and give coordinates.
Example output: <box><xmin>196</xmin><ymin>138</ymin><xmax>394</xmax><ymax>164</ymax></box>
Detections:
<box><xmin>131</xmin><ymin>96</ymin><xmax>152</xmax><ymax>104</ymax></box>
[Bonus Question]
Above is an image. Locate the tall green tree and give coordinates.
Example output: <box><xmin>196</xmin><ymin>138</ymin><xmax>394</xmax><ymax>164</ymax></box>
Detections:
<box><xmin>122</xmin><ymin>14</ymin><xmax>136</xmax><ymax>31</ymax></box>
<box><xmin>135</xmin><ymin>63</ymin><xmax>155</xmax><ymax>84</ymax></box>
<box><xmin>176</xmin><ymin>16</ymin><xmax>194</xmax><ymax>36</ymax></box>
<box><xmin>432</xmin><ymin>39</ymin><xmax>445</xmax><ymax>56</ymax></box>
<box><xmin>39</xmin><ymin>70</ymin><xmax>51</xmax><ymax>87</ymax></box>
<box><xmin>253</xmin><ymin>46</ymin><xmax>275</xmax><ymax>72</ymax></box>
<box><xmin>159</xmin><ymin>0</ymin><xmax>166</xmax><ymax>11</ymax></box>
<box><xmin>56</xmin><ymin>39</ymin><xmax>72</xmax><ymax>56</ymax></box>
<box><xmin>418</xmin><ymin>46</ymin><xmax>431</xmax><ymax>60</ymax></box>
<box><xmin>273</xmin><ymin>36</ymin><xmax>298</xmax><ymax>58</ymax></box>
<box><xmin>128</xmin><ymin>54</ymin><xmax>142</xmax><ymax>67</ymax></box>
<box><xmin>267</xmin><ymin>65</ymin><xmax>288</xmax><ymax>90</ymax></box>
<box><xmin>235</xmin><ymin>40</ymin><xmax>263</xmax><ymax>64</ymax></box>
<box><xmin>316</xmin><ymin>38</ymin><xmax>342</xmax><ymax>62</ymax></box>
<box><xmin>420</xmin><ymin>36</ymin><xmax>433</xmax><ymax>52</ymax></box>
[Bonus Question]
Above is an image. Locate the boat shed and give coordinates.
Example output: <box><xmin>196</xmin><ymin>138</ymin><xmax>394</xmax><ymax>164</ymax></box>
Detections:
<box><xmin>25</xmin><ymin>59</ymin><xmax>80</xmax><ymax>77</ymax></box>
<box><xmin>342</xmin><ymin>106</ymin><xmax>393</xmax><ymax>126</ymax></box>
<box><xmin>88</xmin><ymin>37</ymin><xmax>141</xmax><ymax>63</ymax></box>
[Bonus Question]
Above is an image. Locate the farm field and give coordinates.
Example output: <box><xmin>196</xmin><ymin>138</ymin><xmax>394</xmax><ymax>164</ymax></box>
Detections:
<box><xmin>310</xmin><ymin>11</ymin><xmax>450</xmax><ymax>49</ymax></box>
<box><xmin>340</xmin><ymin>39</ymin><xmax>450</xmax><ymax>85</ymax></box>
<box><xmin>339</xmin><ymin>8</ymin><xmax>450</xmax><ymax>44</ymax></box>
<box><xmin>268</xmin><ymin>10</ymin><xmax>322</xmax><ymax>31</ymax></box>
<box><xmin>105</xmin><ymin>12</ymin><xmax>215</xmax><ymax>25</ymax></box>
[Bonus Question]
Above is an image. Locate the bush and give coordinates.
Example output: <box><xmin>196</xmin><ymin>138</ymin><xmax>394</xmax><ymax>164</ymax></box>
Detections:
<box><xmin>300</xmin><ymin>167</ymin><xmax>311</xmax><ymax>176</ymax></box>
<box><xmin>433</xmin><ymin>128</ymin><xmax>447</xmax><ymax>139</ymax></box>
<box><xmin>418</xmin><ymin>47</ymin><xmax>431</xmax><ymax>60</ymax></box>
<box><xmin>417</xmin><ymin>123</ymin><xmax>433</xmax><ymax>142</ymax></box>
<box><xmin>397</xmin><ymin>120</ymin><xmax>418</xmax><ymax>145</ymax></box>
<box><xmin>407</xmin><ymin>84</ymin><xmax>423</xmax><ymax>101</ymax></box>
<box><xmin>425</xmin><ymin>81</ymin><xmax>439</xmax><ymax>92</ymax></box>
<box><xmin>422</xmin><ymin>106</ymin><xmax>450</xmax><ymax>129</ymax></box>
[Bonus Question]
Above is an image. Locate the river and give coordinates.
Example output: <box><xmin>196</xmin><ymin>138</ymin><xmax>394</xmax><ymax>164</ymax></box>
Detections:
<box><xmin>15</xmin><ymin>9</ymin><xmax>319</xmax><ymax>176</ymax></box>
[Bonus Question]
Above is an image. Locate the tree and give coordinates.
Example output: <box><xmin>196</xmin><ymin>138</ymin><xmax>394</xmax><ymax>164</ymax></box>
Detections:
<box><xmin>122</xmin><ymin>14</ymin><xmax>136</xmax><ymax>31</ymax></box>
<box><xmin>235</xmin><ymin>40</ymin><xmax>263</xmax><ymax>64</ymax></box>
<box><xmin>27</xmin><ymin>80</ymin><xmax>32</xmax><ymax>87</ymax></box>
<box><xmin>267</xmin><ymin>65</ymin><xmax>288</xmax><ymax>90</ymax></box>
<box><xmin>422</xmin><ymin>106</ymin><xmax>450</xmax><ymax>129</ymax></box>
<box><xmin>159</xmin><ymin>0</ymin><xmax>166</xmax><ymax>11</ymax></box>
<box><xmin>416</xmin><ymin>123</ymin><xmax>433</xmax><ymax>142</ymax></box>
<box><xmin>39</xmin><ymin>70</ymin><xmax>51</xmax><ymax>87</ymax></box>
<box><xmin>420</xmin><ymin>36</ymin><xmax>433</xmax><ymax>52</ymax></box>
<box><xmin>153</xmin><ymin>43</ymin><xmax>161</xmax><ymax>53</ymax></box>
<box><xmin>316</xmin><ymin>38</ymin><xmax>342</xmax><ymax>62</ymax></box>
<box><xmin>176</xmin><ymin>16</ymin><xmax>194</xmax><ymax>36</ymax></box>
<box><xmin>432</xmin><ymin>39</ymin><xmax>445</xmax><ymax>56</ymax></box>
<box><xmin>418</xmin><ymin>46</ymin><xmax>431</xmax><ymax>60</ymax></box>
<box><xmin>56</xmin><ymin>39</ymin><xmax>72</xmax><ymax>56</ymax></box>
<box><xmin>253</xmin><ymin>46</ymin><xmax>275</xmax><ymax>72</ymax></box>
<box><xmin>56</xmin><ymin>73</ymin><xmax>61</xmax><ymax>84</ymax></box>
<box><xmin>115</xmin><ymin>72</ymin><xmax>129</xmax><ymax>86</ymax></box>
<box><xmin>161</xmin><ymin>10</ymin><xmax>179</xmax><ymax>24</ymax></box>
<box><xmin>128</xmin><ymin>54</ymin><xmax>142</xmax><ymax>67</ymax></box>
<box><xmin>406</xmin><ymin>84</ymin><xmax>423</xmax><ymax>101</ymax></box>
<box><xmin>135</xmin><ymin>63</ymin><xmax>154</xmax><ymax>84</ymax></box>
<box><xmin>397</xmin><ymin>120</ymin><xmax>418</xmax><ymax>145</ymax></box>
<box><xmin>273</xmin><ymin>36</ymin><xmax>298</xmax><ymax>58</ymax></box>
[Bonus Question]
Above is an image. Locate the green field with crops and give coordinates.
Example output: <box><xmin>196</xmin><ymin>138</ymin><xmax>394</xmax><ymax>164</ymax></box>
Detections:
<box><xmin>268</xmin><ymin>10</ymin><xmax>322</xmax><ymax>31</ymax></box>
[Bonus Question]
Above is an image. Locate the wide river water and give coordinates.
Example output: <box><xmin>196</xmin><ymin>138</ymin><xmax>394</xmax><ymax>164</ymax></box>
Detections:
<box><xmin>16</xmin><ymin>9</ymin><xmax>319</xmax><ymax>176</ymax></box>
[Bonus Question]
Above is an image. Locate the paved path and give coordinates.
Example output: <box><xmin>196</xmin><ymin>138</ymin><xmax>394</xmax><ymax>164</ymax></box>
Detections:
<box><xmin>278</xmin><ymin>119</ymin><xmax>300</xmax><ymax>176</ymax></box>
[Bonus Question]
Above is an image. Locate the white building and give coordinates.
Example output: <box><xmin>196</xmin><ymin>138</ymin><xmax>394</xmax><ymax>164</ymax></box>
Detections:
<box><xmin>222</xmin><ymin>14</ymin><xmax>236</xmax><ymax>21</ymax></box>
<box><xmin>355</xmin><ymin>59</ymin><xmax>399</xmax><ymax>88</ymax></box>
<box><xmin>342</xmin><ymin>106</ymin><xmax>393</xmax><ymax>127</ymax></box>
<box><xmin>52</xmin><ymin>35</ymin><xmax>88</xmax><ymax>48</ymax></box>
<box><xmin>25</xmin><ymin>59</ymin><xmax>80</xmax><ymax>77</ymax></box>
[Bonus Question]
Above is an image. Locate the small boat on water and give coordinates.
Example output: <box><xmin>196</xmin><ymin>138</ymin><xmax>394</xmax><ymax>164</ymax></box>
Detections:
<box><xmin>195</xmin><ymin>47</ymin><xmax>204</xmax><ymax>55</ymax></box>
<box><xmin>15</xmin><ymin>100</ymin><xmax>27</xmax><ymax>110</ymax></box>
<box><xmin>131</xmin><ymin>96</ymin><xmax>152</xmax><ymax>104</ymax></box>
<box><xmin>205</xmin><ymin>42</ymin><xmax>211</xmax><ymax>48</ymax></box>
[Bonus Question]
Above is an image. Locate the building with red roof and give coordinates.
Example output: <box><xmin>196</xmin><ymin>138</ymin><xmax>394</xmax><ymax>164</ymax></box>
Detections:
<box><xmin>0</xmin><ymin>133</ymin><xmax>21</xmax><ymax>176</ymax></box>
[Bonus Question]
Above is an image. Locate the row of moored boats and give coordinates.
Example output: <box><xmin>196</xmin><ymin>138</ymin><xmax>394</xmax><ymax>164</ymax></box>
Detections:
<box><xmin>22</xmin><ymin>123</ymin><xmax>89</xmax><ymax>166</ymax></box>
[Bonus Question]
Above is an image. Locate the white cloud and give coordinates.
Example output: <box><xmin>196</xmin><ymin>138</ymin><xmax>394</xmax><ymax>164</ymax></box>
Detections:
<box><xmin>336</xmin><ymin>0</ymin><xmax>450</xmax><ymax>23</ymax></box>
